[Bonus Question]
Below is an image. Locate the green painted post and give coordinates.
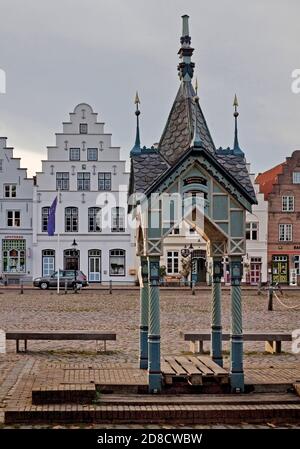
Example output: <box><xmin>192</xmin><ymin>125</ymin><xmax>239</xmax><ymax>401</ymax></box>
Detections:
<box><xmin>229</xmin><ymin>256</ymin><xmax>244</xmax><ymax>392</ymax></box>
<box><xmin>211</xmin><ymin>257</ymin><xmax>223</xmax><ymax>367</ymax></box>
<box><xmin>139</xmin><ymin>257</ymin><xmax>149</xmax><ymax>369</ymax></box>
<box><xmin>148</xmin><ymin>256</ymin><xmax>162</xmax><ymax>393</ymax></box>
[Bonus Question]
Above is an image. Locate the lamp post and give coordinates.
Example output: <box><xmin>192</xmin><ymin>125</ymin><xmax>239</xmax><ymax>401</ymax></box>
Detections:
<box><xmin>181</xmin><ymin>243</ymin><xmax>194</xmax><ymax>288</ymax></box>
<box><xmin>72</xmin><ymin>238</ymin><xmax>78</xmax><ymax>293</ymax></box>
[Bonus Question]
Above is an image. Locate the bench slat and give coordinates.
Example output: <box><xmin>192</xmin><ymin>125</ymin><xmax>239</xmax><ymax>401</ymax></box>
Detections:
<box><xmin>182</xmin><ymin>332</ymin><xmax>292</xmax><ymax>342</ymax></box>
<box><xmin>6</xmin><ymin>331</ymin><xmax>116</xmax><ymax>341</ymax></box>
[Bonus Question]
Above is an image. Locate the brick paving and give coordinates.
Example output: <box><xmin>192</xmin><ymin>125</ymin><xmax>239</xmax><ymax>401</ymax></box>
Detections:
<box><xmin>0</xmin><ymin>288</ymin><xmax>299</xmax><ymax>427</ymax></box>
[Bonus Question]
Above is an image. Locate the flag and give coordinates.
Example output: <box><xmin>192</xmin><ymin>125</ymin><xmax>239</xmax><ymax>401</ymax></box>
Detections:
<box><xmin>47</xmin><ymin>196</ymin><xmax>58</xmax><ymax>236</ymax></box>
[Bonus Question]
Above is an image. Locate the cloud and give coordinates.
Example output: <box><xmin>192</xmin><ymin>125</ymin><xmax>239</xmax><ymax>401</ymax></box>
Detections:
<box><xmin>0</xmin><ymin>0</ymin><xmax>299</xmax><ymax>176</ymax></box>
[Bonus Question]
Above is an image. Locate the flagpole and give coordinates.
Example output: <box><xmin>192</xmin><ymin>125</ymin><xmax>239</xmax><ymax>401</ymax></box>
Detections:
<box><xmin>57</xmin><ymin>189</ymin><xmax>60</xmax><ymax>294</ymax></box>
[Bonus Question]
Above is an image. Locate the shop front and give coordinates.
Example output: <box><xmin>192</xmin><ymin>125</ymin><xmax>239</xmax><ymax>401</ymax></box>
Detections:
<box><xmin>1</xmin><ymin>237</ymin><xmax>27</xmax><ymax>284</ymax></box>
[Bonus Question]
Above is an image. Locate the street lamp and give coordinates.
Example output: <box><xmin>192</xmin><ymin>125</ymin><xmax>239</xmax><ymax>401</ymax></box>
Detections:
<box><xmin>181</xmin><ymin>243</ymin><xmax>194</xmax><ymax>287</ymax></box>
<box><xmin>72</xmin><ymin>238</ymin><xmax>78</xmax><ymax>292</ymax></box>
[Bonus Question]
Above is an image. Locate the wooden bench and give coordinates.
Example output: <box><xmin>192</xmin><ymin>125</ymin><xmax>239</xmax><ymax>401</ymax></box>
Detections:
<box><xmin>6</xmin><ymin>331</ymin><xmax>116</xmax><ymax>353</ymax></box>
<box><xmin>180</xmin><ymin>331</ymin><xmax>292</xmax><ymax>354</ymax></box>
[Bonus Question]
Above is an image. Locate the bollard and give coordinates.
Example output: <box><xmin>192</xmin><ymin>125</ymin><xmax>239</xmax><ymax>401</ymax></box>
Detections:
<box><xmin>65</xmin><ymin>280</ymin><xmax>68</xmax><ymax>294</ymax></box>
<box><xmin>267</xmin><ymin>286</ymin><xmax>273</xmax><ymax>311</ymax></box>
<box><xmin>20</xmin><ymin>282</ymin><xmax>24</xmax><ymax>295</ymax></box>
<box><xmin>257</xmin><ymin>280</ymin><xmax>262</xmax><ymax>295</ymax></box>
<box><xmin>192</xmin><ymin>281</ymin><xmax>196</xmax><ymax>296</ymax></box>
<box><xmin>109</xmin><ymin>280</ymin><xmax>112</xmax><ymax>294</ymax></box>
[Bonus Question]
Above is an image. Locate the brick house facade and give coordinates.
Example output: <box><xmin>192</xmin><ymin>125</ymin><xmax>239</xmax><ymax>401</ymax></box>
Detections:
<box><xmin>257</xmin><ymin>150</ymin><xmax>300</xmax><ymax>285</ymax></box>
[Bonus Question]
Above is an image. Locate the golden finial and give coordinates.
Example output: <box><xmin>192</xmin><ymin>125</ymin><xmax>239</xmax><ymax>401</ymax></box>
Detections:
<box><xmin>134</xmin><ymin>91</ymin><xmax>140</xmax><ymax>105</ymax></box>
<box><xmin>233</xmin><ymin>94</ymin><xmax>238</xmax><ymax>108</ymax></box>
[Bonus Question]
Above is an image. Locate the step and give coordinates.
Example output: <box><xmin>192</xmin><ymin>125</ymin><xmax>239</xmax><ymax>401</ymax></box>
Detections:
<box><xmin>32</xmin><ymin>384</ymin><xmax>96</xmax><ymax>405</ymax></box>
<box><xmin>96</xmin><ymin>392</ymin><xmax>300</xmax><ymax>406</ymax></box>
<box><xmin>5</xmin><ymin>403</ymin><xmax>300</xmax><ymax>425</ymax></box>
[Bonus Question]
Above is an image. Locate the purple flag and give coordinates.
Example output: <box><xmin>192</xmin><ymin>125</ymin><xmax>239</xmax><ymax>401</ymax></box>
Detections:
<box><xmin>47</xmin><ymin>196</ymin><xmax>58</xmax><ymax>236</ymax></box>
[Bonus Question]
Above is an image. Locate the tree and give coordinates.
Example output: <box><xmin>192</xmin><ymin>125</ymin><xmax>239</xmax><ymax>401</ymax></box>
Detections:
<box><xmin>180</xmin><ymin>257</ymin><xmax>191</xmax><ymax>281</ymax></box>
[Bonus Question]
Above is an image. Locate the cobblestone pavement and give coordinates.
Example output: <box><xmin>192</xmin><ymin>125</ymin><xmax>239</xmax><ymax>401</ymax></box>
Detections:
<box><xmin>0</xmin><ymin>288</ymin><xmax>299</xmax><ymax>428</ymax></box>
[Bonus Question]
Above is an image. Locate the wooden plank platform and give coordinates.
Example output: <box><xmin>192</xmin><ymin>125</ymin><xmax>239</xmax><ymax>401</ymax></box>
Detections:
<box><xmin>162</xmin><ymin>355</ymin><xmax>229</xmax><ymax>386</ymax></box>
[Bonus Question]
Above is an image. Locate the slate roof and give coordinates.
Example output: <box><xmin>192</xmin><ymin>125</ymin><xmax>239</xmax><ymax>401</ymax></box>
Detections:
<box><xmin>214</xmin><ymin>149</ymin><xmax>256</xmax><ymax>202</ymax></box>
<box><xmin>158</xmin><ymin>81</ymin><xmax>215</xmax><ymax>165</ymax></box>
<box><xmin>130</xmin><ymin>150</ymin><xmax>169</xmax><ymax>193</ymax></box>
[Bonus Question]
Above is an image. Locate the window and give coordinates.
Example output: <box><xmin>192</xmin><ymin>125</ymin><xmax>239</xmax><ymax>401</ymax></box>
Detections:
<box><xmin>88</xmin><ymin>207</ymin><xmax>101</xmax><ymax>232</ymax></box>
<box><xmin>170</xmin><ymin>227</ymin><xmax>180</xmax><ymax>235</ymax></box>
<box><xmin>282</xmin><ymin>196</ymin><xmax>294</xmax><ymax>212</ymax></box>
<box><xmin>0</xmin><ymin>160</ymin><xmax>2</xmax><ymax>171</ymax></box>
<box><xmin>111</xmin><ymin>207</ymin><xmax>125</xmax><ymax>232</ymax></box>
<box><xmin>41</xmin><ymin>207</ymin><xmax>50</xmax><ymax>232</ymax></box>
<box><xmin>42</xmin><ymin>249</ymin><xmax>55</xmax><ymax>276</ymax></box>
<box><xmin>279</xmin><ymin>223</ymin><xmax>292</xmax><ymax>241</ymax></box>
<box><xmin>7</xmin><ymin>210</ymin><xmax>20</xmax><ymax>227</ymax></box>
<box><xmin>2</xmin><ymin>239</ymin><xmax>26</xmax><ymax>273</ymax></box>
<box><xmin>65</xmin><ymin>207</ymin><xmax>78</xmax><ymax>232</ymax></box>
<box><xmin>98</xmin><ymin>172</ymin><xmax>111</xmax><ymax>191</ymax></box>
<box><xmin>294</xmin><ymin>255</ymin><xmax>300</xmax><ymax>275</ymax></box>
<box><xmin>109</xmin><ymin>249</ymin><xmax>125</xmax><ymax>276</ymax></box>
<box><xmin>87</xmin><ymin>148</ymin><xmax>98</xmax><ymax>161</ymax></box>
<box><xmin>56</xmin><ymin>172</ymin><xmax>69</xmax><ymax>190</ymax></box>
<box><xmin>293</xmin><ymin>172</ymin><xmax>300</xmax><ymax>184</ymax></box>
<box><xmin>246</xmin><ymin>222</ymin><xmax>258</xmax><ymax>240</ymax></box>
<box><xmin>79</xmin><ymin>123</ymin><xmax>88</xmax><ymax>134</ymax></box>
<box><xmin>77</xmin><ymin>172</ymin><xmax>90</xmax><ymax>191</ymax></box>
<box><xmin>69</xmin><ymin>148</ymin><xmax>80</xmax><ymax>161</ymax></box>
<box><xmin>4</xmin><ymin>184</ymin><xmax>16</xmax><ymax>198</ymax></box>
<box><xmin>167</xmin><ymin>251</ymin><xmax>179</xmax><ymax>274</ymax></box>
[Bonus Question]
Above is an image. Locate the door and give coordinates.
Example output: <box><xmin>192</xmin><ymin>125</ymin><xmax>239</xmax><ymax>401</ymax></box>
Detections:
<box><xmin>88</xmin><ymin>250</ymin><xmax>101</xmax><ymax>282</ymax></box>
<box><xmin>64</xmin><ymin>249</ymin><xmax>80</xmax><ymax>271</ymax></box>
<box><xmin>196</xmin><ymin>258</ymin><xmax>206</xmax><ymax>282</ymax></box>
<box><xmin>272</xmin><ymin>255</ymin><xmax>289</xmax><ymax>284</ymax></box>
<box><xmin>250</xmin><ymin>263</ymin><xmax>261</xmax><ymax>285</ymax></box>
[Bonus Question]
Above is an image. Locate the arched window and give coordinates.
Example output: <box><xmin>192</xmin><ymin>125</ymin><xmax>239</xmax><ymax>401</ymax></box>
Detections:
<box><xmin>65</xmin><ymin>207</ymin><xmax>78</xmax><ymax>232</ymax></box>
<box><xmin>109</xmin><ymin>249</ymin><xmax>125</xmax><ymax>276</ymax></box>
<box><xmin>42</xmin><ymin>249</ymin><xmax>55</xmax><ymax>276</ymax></box>
<box><xmin>111</xmin><ymin>207</ymin><xmax>125</xmax><ymax>232</ymax></box>
<box><xmin>88</xmin><ymin>207</ymin><xmax>101</xmax><ymax>232</ymax></box>
<box><xmin>41</xmin><ymin>207</ymin><xmax>50</xmax><ymax>232</ymax></box>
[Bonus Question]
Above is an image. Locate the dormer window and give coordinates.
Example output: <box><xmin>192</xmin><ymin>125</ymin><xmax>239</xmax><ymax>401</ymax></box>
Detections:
<box><xmin>79</xmin><ymin>123</ymin><xmax>88</xmax><ymax>134</ymax></box>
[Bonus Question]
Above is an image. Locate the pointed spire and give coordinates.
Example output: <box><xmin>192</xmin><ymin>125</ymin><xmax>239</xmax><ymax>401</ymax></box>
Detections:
<box><xmin>131</xmin><ymin>91</ymin><xmax>142</xmax><ymax>155</ymax></box>
<box><xmin>232</xmin><ymin>94</ymin><xmax>244</xmax><ymax>155</ymax></box>
<box><xmin>177</xmin><ymin>15</ymin><xmax>195</xmax><ymax>81</ymax></box>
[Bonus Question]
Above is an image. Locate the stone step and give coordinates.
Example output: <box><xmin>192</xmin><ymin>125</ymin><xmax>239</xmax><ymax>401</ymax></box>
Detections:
<box><xmin>32</xmin><ymin>384</ymin><xmax>96</xmax><ymax>405</ymax></box>
<box><xmin>5</xmin><ymin>403</ymin><xmax>300</xmax><ymax>425</ymax></box>
<box><xmin>97</xmin><ymin>392</ymin><xmax>300</xmax><ymax>406</ymax></box>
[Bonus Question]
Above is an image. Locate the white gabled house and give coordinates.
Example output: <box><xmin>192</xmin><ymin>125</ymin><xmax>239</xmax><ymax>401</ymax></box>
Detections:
<box><xmin>0</xmin><ymin>136</ymin><xmax>33</xmax><ymax>284</ymax></box>
<box><xmin>32</xmin><ymin>103</ymin><xmax>135</xmax><ymax>284</ymax></box>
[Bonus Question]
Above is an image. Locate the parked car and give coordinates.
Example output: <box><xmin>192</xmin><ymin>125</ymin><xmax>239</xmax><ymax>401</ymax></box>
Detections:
<box><xmin>33</xmin><ymin>270</ymin><xmax>88</xmax><ymax>290</ymax></box>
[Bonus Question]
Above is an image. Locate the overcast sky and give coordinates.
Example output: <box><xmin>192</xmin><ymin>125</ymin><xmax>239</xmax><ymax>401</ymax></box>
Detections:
<box><xmin>0</xmin><ymin>0</ymin><xmax>299</xmax><ymax>176</ymax></box>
